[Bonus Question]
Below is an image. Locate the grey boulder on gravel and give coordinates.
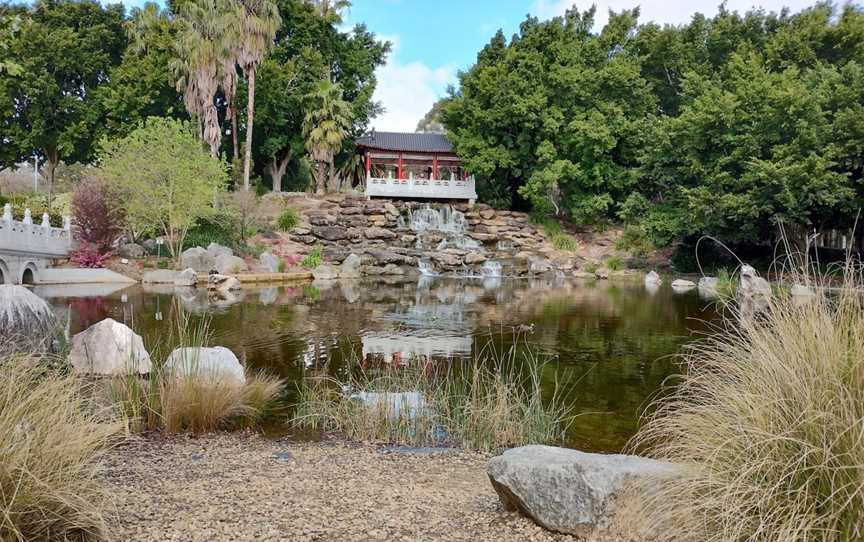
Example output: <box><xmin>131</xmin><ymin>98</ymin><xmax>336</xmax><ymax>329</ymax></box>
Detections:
<box><xmin>487</xmin><ymin>445</ymin><xmax>677</xmax><ymax>537</ymax></box>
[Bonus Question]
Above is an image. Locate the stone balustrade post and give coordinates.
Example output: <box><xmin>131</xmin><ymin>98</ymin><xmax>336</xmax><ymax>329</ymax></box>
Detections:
<box><xmin>23</xmin><ymin>208</ymin><xmax>32</xmax><ymax>225</ymax></box>
<box><xmin>41</xmin><ymin>213</ymin><xmax>51</xmax><ymax>228</ymax></box>
<box><xmin>2</xmin><ymin>203</ymin><xmax>11</xmax><ymax>223</ymax></box>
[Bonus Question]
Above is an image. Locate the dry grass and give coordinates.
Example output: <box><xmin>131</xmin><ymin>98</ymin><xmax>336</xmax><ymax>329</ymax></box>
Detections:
<box><xmin>108</xmin><ymin>313</ymin><xmax>283</xmax><ymax>435</ymax></box>
<box><xmin>293</xmin><ymin>339</ymin><xmax>570</xmax><ymax>452</ymax></box>
<box><xmin>0</xmin><ymin>357</ymin><xmax>121</xmax><ymax>541</ymax></box>
<box><xmin>626</xmin><ymin>262</ymin><xmax>864</xmax><ymax>542</ymax></box>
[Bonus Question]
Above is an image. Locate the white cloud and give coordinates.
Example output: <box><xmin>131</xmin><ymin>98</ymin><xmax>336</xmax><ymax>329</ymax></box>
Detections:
<box><xmin>370</xmin><ymin>36</ymin><xmax>456</xmax><ymax>132</ymax></box>
<box><xmin>533</xmin><ymin>0</ymin><xmax>817</xmax><ymax>30</ymax></box>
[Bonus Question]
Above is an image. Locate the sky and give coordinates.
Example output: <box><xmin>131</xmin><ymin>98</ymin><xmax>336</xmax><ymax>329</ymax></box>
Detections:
<box><xmin>341</xmin><ymin>0</ymin><xmax>818</xmax><ymax>132</ymax></box>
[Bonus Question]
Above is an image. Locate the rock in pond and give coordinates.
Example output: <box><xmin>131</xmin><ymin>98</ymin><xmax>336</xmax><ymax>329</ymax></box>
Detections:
<box><xmin>69</xmin><ymin>318</ymin><xmax>152</xmax><ymax>375</ymax></box>
<box><xmin>208</xmin><ymin>274</ymin><xmax>241</xmax><ymax>293</ymax></box>
<box><xmin>0</xmin><ymin>285</ymin><xmax>57</xmax><ymax>346</ymax></box>
<box><xmin>594</xmin><ymin>267</ymin><xmax>611</xmax><ymax>280</ymax></box>
<box><xmin>644</xmin><ymin>270</ymin><xmax>662</xmax><ymax>286</ymax></box>
<box><xmin>671</xmin><ymin>279</ymin><xmax>697</xmax><ymax>292</ymax></box>
<box><xmin>174</xmin><ymin>268</ymin><xmax>198</xmax><ymax>287</ymax></box>
<box><xmin>312</xmin><ymin>264</ymin><xmax>340</xmax><ymax>281</ymax></box>
<box><xmin>164</xmin><ymin>346</ymin><xmax>245</xmax><ymax>386</ymax></box>
<box><xmin>487</xmin><ymin>445</ymin><xmax>677</xmax><ymax>537</ymax></box>
<box><xmin>740</xmin><ymin>265</ymin><xmax>771</xmax><ymax>298</ymax></box>
<box><xmin>698</xmin><ymin>276</ymin><xmax>719</xmax><ymax>299</ymax></box>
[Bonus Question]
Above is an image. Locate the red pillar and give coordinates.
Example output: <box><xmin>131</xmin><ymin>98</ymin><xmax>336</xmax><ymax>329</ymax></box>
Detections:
<box><xmin>433</xmin><ymin>155</ymin><xmax>439</xmax><ymax>180</ymax></box>
<box><xmin>365</xmin><ymin>153</ymin><xmax>371</xmax><ymax>178</ymax></box>
<box><xmin>398</xmin><ymin>153</ymin><xmax>404</xmax><ymax>180</ymax></box>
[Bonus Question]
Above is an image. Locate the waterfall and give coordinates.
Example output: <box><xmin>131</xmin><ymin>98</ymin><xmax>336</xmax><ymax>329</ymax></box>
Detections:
<box><xmin>409</xmin><ymin>205</ymin><xmax>467</xmax><ymax>233</ymax></box>
<box><xmin>417</xmin><ymin>260</ymin><xmax>437</xmax><ymax>276</ymax></box>
<box><xmin>481</xmin><ymin>260</ymin><xmax>503</xmax><ymax>277</ymax></box>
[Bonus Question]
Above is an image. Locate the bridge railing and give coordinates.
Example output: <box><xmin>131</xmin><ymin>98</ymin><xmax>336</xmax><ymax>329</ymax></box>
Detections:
<box><xmin>0</xmin><ymin>204</ymin><xmax>73</xmax><ymax>258</ymax></box>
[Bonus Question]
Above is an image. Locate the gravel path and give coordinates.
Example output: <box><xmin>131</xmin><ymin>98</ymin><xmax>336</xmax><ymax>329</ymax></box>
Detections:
<box><xmin>102</xmin><ymin>433</ymin><xmax>577</xmax><ymax>541</ymax></box>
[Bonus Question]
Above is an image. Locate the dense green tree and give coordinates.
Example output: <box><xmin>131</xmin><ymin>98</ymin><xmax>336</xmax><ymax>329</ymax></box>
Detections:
<box><xmin>0</xmin><ymin>0</ymin><xmax>126</xmax><ymax>205</ymax></box>
<box><xmin>98</xmin><ymin>117</ymin><xmax>228</xmax><ymax>260</ymax></box>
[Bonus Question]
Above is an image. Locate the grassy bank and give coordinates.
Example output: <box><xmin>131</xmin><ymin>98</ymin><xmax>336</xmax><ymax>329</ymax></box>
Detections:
<box><xmin>292</xmin><ymin>339</ymin><xmax>570</xmax><ymax>452</ymax></box>
<box><xmin>628</xmin><ymin>265</ymin><xmax>864</xmax><ymax>541</ymax></box>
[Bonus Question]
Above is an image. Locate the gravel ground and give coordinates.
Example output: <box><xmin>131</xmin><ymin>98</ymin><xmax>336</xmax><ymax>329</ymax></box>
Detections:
<box><xmin>101</xmin><ymin>432</ymin><xmax>578</xmax><ymax>541</ymax></box>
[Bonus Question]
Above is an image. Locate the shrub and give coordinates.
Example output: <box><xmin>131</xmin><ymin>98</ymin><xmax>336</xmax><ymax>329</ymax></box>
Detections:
<box><xmin>277</xmin><ymin>207</ymin><xmax>300</xmax><ymax>231</ymax></box>
<box><xmin>301</xmin><ymin>246</ymin><xmax>323</xmax><ymax>269</ymax></box>
<box><xmin>605</xmin><ymin>256</ymin><xmax>623</xmax><ymax>271</ymax></box>
<box><xmin>615</xmin><ymin>225</ymin><xmax>654</xmax><ymax>258</ymax></box>
<box><xmin>627</xmin><ymin>266</ymin><xmax>864</xmax><ymax>542</ymax></box>
<box><xmin>182</xmin><ymin>213</ymin><xmax>238</xmax><ymax>252</ymax></box>
<box><xmin>71</xmin><ymin>178</ymin><xmax>125</xmax><ymax>253</ymax></box>
<box><xmin>292</xmin><ymin>340</ymin><xmax>570</xmax><ymax>452</ymax></box>
<box><xmin>541</xmin><ymin>219</ymin><xmax>579</xmax><ymax>252</ymax></box>
<box><xmin>0</xmin><ymin>358</ymin><xmax>121</xmax><ymax>540</ymax></box>
<box><xmin>70</xmin><ymin>244</ymin><xmax>111</xmax><ymax>268</ymax></box>
<box><xmin>583</xmin><ymin>261</ymin><xmax>599</xmax><ymax>274</ymax></box>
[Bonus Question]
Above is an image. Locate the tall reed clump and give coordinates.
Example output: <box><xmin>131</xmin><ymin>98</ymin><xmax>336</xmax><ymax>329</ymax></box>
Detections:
<box><xmin>108</xmin><ymin>310</ymin><xmax>283</xmax><ymax>435</ymax></box>
<box><xmin>1</xmin><ymin>357</ymin><xmax>121</xmax><ymax>541</ymax></box>
<box><xmin>627</xmin><ymin>264</ymin><xmax>864</xmax><ymax>542</ymax></box>
<box><xmin>292</xmin><ymin>339</ymin><xmax>570</xmax><ymax>452</ymax></box>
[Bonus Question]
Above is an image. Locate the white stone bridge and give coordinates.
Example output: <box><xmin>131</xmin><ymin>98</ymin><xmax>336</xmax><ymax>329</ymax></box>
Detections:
<box><xmin>0</xmin><ymin>204</ymin><xmax>73</xmax><ymax>285</ymax></box>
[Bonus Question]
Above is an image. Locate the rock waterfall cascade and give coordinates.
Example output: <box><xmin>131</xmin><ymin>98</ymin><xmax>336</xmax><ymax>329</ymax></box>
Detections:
<box><xmin>481</xmin><ymin>260</ymin><xmax>503</xmax><ymax>278</ymax></box>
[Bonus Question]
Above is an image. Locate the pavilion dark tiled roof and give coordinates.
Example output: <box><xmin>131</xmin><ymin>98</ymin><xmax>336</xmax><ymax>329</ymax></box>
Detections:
<box><xmin>355</xmin><ymin>131</ymin><xmax>454</xmax><ymax>153</ymax></box>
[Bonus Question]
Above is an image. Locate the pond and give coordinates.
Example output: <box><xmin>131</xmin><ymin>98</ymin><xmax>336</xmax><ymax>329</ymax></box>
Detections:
<box><xmin>39</xmin><ymin>276</ymin><xmax>719</xmax><ymax>453</ymax></box>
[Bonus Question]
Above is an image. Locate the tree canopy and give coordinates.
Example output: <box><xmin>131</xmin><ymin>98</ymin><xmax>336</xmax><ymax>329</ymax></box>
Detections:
<box><xmin>444</xmin><ymin>3</ymin><xmax>864</xmax><ymax>247</ymax></box>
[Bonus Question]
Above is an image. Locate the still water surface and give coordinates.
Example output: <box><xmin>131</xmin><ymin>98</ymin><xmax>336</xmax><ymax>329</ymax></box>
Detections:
<box><xmin>40</xmin><ymin>276</ymin><xmax>718</xmax><ymax>453</ymax></box>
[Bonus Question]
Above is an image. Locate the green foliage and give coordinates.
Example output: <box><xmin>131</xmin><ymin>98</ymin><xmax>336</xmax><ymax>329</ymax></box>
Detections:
<box><xmin>277</xmin><ymin>207</ymin><xmax>300</xmax><ymax>231</ymax></box>
<box><xmin>0</xmin><ymin>0</ymin><xmax>126</xmax><ymax>197</ymax></box>
<box><xmin>444</xmin><ymin>3</ymin><xmax>864</xmax><ymax>248</ymax></box>
<box><xmin>301</xmin><ymin>246</ymin><xmax>323</xmax><ymax>269</ymax></box>
<box><xmin>615</xmin><ymin>225</ymin><xmax>655</xmax><ymax>258</ymax></box>
<box><xmin>99</xmin><ymin>117</ymin><xmax>229</xmax><ymax>260</ymax></box>
<box><xmin>583</xmin><ymin>262</ymin><xmax>599</xmax><ymax>274</ymax></box>
<box><xmin>182</xmin><ymin>214</ymin><xmax>239</xmax><ymax>252</ymax></box>
<box><xmin>303</xmin><ymin>79</ymin><xmax>354</xmax><ymax>193</ymax></box>
<box><xmin>605</xmin><ymin>256</ymin><xmax>623</xmax><ymax>271</ymax></box>
<box><xmin>542</xmin><ymin>219</ymin><xmax>579</xmax><ymax>252</ymax></box>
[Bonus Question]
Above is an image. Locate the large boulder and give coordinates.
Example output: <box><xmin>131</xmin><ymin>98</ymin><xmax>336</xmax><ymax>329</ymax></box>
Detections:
<box><xmin>164</xmin><ymin>346</ymin><xmax>245</xmax><ymax>386</ymax></box>
<box><xmin>142</xmin><ymin>269</ymin><xmax>179</xmax><ymax>284</ymax></box>
<box><xmin>671</xmin><ymin>279</ymin><xmax>696</xmax><ymax>292</ymax></box>
<box><xmin>206</xmin><ymin>242</ymin><xmax>233</xmax><ymax>259</ymax></box>
<box><xmin>340</xmin><ymin>254</ymin><xmax>362</xmax><ymax>279</ymax></box>
<box><xmin>207</xmin><ymin>274</ymin><xmax>241</xmax><ymax>293</ymax></box>
<box><xmin>180</xmin><ymin>247</ymin><xmax>215</xmax><ymax>273</ymax></box>
<box><xmin>487</xmin><ymin>445</ymin><xmax>677</xmax><ymax>537</ymax></box>
<box><xmin>0</xmin><ymin>285</ymin><xmax>57</xmax><ymax>348</ymax></box>
<box><xmin>69</xmin><ymin>318</ymin><xmax>152</xmax><ymax>375</ymax></box>
<box><xmin>118</xmin><ymin>243</ymin><xmax>145</xmax><ymax>259</ymax></box>
<box><xmin>214</xmin><ymin>253</ymin><xmax>248</xmax><ymax>275</ymax></box>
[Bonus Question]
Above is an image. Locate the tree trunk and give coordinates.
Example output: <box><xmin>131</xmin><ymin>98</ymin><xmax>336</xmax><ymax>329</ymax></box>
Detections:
<box><xmin>267</xmin><ymin>152</ymin><xmax>292</xmax><ymax>193</ymax></box>
<box><xmin>45</xmin><ymin>146</ymin><xmax>59</xmax><ymax>210</ymax></box>
<box><xmin>230</xmin><ymin>105</ymin><xmax>239</xmax><ymax>162</ymax></box>
<box><xmin>243</xmin><ymin>65</ymin><xmax>257</xmax><ymax>190</ymax></box>
<box><xmin>316</xmin><ymin>160</ymin><xmax>325</xmax><ymax>194</ymax></box>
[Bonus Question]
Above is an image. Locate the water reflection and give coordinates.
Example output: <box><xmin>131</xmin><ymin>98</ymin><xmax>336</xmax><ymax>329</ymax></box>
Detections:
<box><xmin>42</xmin><ymin>276</ymin><xmax>718</xmax><ymax>453</ymax></box>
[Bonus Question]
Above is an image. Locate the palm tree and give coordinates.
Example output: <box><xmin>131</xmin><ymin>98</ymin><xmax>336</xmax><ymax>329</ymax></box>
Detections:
<box><xmin>172</xmin><ymin>0</ymin><xmax>228</xmax><ymax>158</ymax></box>
<box><xmin>232</xmin><ymin>0</ymin><xmax>281</xmax><ymax>190</ymax></box>
<box><xmin>303</xmin><ymin>80</ymin><xmax>353</xmax><ymax>194</ymax></box>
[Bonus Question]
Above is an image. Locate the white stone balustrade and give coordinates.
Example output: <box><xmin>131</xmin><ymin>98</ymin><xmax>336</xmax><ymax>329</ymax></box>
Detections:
<box><xmin>0</xmin><ymin>204</ymin><xmax>74</xmax><ymax>258</ymax></box>
<box><xmin>366</xmin><ymin>174</ymin><xmax>478</xmax><ymax>203</ymax></box>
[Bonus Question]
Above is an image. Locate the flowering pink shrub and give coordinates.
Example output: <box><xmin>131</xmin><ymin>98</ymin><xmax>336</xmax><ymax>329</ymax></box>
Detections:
<box><xmin>71</xmin><ymin>179</ymin><xmax>125</xmax><ymax>254</ymax></box>
<box><xmin>70</xmin><ymin>244</ymin><xmax>111</xmax><ymax>268</ymax></box>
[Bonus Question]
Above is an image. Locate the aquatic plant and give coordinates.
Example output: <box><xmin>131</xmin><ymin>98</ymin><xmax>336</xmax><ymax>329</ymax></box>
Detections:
<box><xmin>627</xmin><ymin>263</ymin><xmax>864</xmax><ymax>542</ymax></box>
<box><xmin>292</xmin><ymin>338</ymin><xmax>570</xmax><ymax>452</ymax></box>
<box><xmin>0</xmin><ymin>357</ymin><xmax>121</xmax><ymax>541</ymax></box>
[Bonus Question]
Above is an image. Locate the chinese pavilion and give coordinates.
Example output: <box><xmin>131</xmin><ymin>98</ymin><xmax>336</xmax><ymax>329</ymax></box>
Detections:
<box><xmin>355</xmin><ymin>131</ymin><xmax>477</xmax><ymax>203</ymax></box>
